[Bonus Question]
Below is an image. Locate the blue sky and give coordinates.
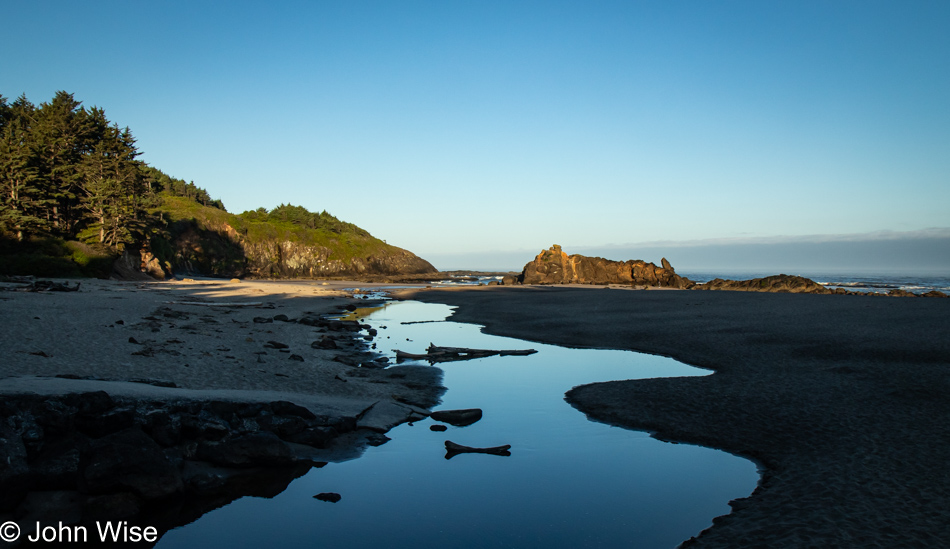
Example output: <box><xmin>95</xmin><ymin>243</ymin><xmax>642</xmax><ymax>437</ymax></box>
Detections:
<box><xmin>4</xmin><ymin>1</ymin><xmax>949</xmax><ymax>270</ymax></box>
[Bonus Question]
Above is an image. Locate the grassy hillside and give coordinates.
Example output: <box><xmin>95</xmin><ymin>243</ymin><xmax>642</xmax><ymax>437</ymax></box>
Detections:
<box><xmin>155</xmin><ymin>196</ymin><xmax>396</xmax><ymax>262</ymax></box>
<box><xmin>150</xmin><ymin>196</ymin><xmax>434</xmax><ymax>278</ymax></box>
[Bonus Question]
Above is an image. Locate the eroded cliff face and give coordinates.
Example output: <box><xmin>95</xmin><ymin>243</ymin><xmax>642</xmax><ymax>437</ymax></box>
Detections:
<box><xmin>150</xmin><ymin>219</ymin><xmax>436</xmax><ymax>279</ymax></box>
<box><xmin>515</xmin><ymin>245</ymin><xmax>694</xmax><ymax>288</ymax></box>
<box><xmin>240</xmin><ymin>239</ymin><xmax>436</xmax><ymax>278</ymax></box>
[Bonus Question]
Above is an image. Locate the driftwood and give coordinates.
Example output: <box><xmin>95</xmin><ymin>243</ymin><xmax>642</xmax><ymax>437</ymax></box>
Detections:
<box><xmin>5</xmin><ymin>280</ymin><xmax>82</xmax><ymax>292</ymax></box>
<box><xmin>444</xmin><ymin>440</ymin><xmax>511</xmax><ymax>460</ymax></box>
<box><xmin>165</xmin><ymin>301</ymin><xmax>264</xmax><ymax>307</ymax></box>
<box><xmin>395</xmin><ymin>343</ymin><xmax>537</xmax><ymax>363</ymax></box>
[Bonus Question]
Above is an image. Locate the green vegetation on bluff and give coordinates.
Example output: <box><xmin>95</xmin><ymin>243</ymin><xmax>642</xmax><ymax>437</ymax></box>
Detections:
<box><xmin>1</xmin><ymin>91</ymin><xmax>432</xmax><ymax>278</ymax></box>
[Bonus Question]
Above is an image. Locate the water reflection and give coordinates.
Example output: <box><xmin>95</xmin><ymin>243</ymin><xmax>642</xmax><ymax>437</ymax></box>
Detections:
<box><xmin>158</xmin><ymin>300</ymin><xmax>757</xmax><ymax>549</ymax></box>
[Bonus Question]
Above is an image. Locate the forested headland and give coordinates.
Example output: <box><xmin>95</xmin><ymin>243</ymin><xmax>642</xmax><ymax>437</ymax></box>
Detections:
<box><xmin>0</xmin><ymin>91</ymin><xmax>435</xmax><ymax>278</ymax></box>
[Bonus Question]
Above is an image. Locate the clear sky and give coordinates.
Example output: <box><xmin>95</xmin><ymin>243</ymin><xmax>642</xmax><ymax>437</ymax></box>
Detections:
<box><xmin>4</xmin><ymin>1</ymin><xmax>949</xmax><ymax>271</ymax></box>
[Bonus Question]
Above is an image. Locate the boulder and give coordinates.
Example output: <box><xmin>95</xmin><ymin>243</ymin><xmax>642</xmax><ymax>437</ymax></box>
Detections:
<box><xmin>0</xmin><ymin>424</ymin><xmax>30</xmax><ymax>510</ymax></box>
<box><xmin>79</xmin><ymin>427</ymin><xmax>184</xmax><ymax>500</ymax></box>
<box><xmin>430</xmin><ymin>408</ymin><xmax>483</xmax><ymax>427</ymax></box>
<box><xmin>196</xmin><ymin>432</ymin><xmax>294</xmax><ymax>468</ymax></box>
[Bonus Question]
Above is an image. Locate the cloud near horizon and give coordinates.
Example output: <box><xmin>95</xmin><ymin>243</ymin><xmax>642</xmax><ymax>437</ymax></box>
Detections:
<box><xmin>425</xmin><ymin>228</ymin><xmax>950</xmax><ymax>273</ymax></box>
<box><xmin>582</xmin><ymin>227</ymin><xmax>950</xmax><ymax>250</ymax></box>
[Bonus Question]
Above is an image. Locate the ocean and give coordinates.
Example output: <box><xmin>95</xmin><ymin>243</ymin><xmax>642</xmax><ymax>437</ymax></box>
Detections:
<box><xmin>683</xmin><ymin>271</ymin><xmax>950</xmax><ymax>295</ymax></box>
<box><xmin>433</xmin><ymin>271</ymin><xmax>950</xmax><ymax>295</ymax></box>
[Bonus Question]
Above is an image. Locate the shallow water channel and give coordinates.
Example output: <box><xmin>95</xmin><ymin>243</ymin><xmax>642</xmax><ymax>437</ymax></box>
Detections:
<box><xmin>159</xmin><ymin>300</ymin><xmax>758</xmax><ymax>549</ymax></box>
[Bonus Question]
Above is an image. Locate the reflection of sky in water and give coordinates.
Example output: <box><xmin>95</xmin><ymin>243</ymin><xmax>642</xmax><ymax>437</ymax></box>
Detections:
<box><xmin>159</xmin><ymin>301</ymin><xmax>758</xmax><ymax>549</ymax></box>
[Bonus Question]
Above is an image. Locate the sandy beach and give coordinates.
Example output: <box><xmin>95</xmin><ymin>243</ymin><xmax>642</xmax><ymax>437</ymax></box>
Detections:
<box><xmin>397</xmin><ymin>285</ymin><xmax>950</xmax><ymax>548</ymax></box>
<box><xmin>0</xmin><ymin>278</ymin><xmax>444</xmax><ymax>539</ymax></box>
<box><xmin>0</xmin><ymin>278</ymin><xmax>442</xmax><ymax>424</ymax></box>
<box><xmin>4</xmin><ymin>278</ymin><xmax>949</xmax><ymax>547</ymax></box>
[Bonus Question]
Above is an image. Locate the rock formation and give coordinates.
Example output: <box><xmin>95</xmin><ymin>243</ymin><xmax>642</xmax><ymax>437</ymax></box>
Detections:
<box><xmin>695</xmin><ymin>275</ymin><xmax>832</xmax><ymax>294</ymax></box>
<box><xmin>113</xmin><ymin>217</ymin><xmax>437</xmax><ymax>280</ymax></box>
<box><xmin>511</xmin><ymin>245</ymin><xmax>694</xmax><ymax>288</ymax></box>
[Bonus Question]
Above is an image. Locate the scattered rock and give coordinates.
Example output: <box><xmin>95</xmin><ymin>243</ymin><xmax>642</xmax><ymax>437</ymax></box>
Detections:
<box><xmin>430</xmin><ymin>409</ymin><xmax>483</xmax><ymax>427</ymax></box>
<box><xmin>430</xmin><ymin>424</ymin><xmax>448</xmax><ymax>432</ymax></box>
<box><xmin>264</xmin><ymin>341</ymin><xmax>289</xmax><ymax>349</ymax></box>
<box><xmin>314</xmin><ymin>492</ymin><xmax>342</xmax><ymax>503</ymax></box>
<box><xmin>252</xmin><ymin>317</ymin><xmax>273</xmax><ymax>324</ymax></box>
<box><xmin>312</xmin><ymin>336</ymin><xmax>338</xmax><ymax>350</ymax></box>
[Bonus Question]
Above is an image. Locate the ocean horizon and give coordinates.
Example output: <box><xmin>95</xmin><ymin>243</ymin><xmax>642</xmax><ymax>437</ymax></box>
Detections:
<box><xmin>434</xmin><ymin>269</ymin><xmax>950</xmax><ymax>296</ymax></box>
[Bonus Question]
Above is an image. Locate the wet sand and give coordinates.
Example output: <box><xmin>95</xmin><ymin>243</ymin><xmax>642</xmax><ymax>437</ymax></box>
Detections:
<box><xmin>396</xmin><ymin>285</ymin><xmax>950</xmax><ymax>548</ymax></box>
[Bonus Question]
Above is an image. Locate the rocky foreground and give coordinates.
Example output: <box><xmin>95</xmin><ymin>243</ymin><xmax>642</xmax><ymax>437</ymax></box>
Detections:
<box><xmin>0</xmin><ymin>279</ymin><xmax>444</xmax><ymax>543</ymax></box>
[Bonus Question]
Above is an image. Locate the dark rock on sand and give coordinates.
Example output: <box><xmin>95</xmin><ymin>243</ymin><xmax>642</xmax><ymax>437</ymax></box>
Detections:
<box><xmin>80</xmin><ymin>427</ymin><xmax>184</xmax><ymax>499</ymax></box>
<box><xmin>196</xmin><ymin>431</ymin><xmax>294</xmax><ymax>468</ymax></box>
<box><xmin>518</xmin><ymin>245</ymin><xmax>694</xmax><ymax>288</ymax></box>
<box><xmin>312</xmin><ymin>336</ymin><xmax>338</xmax><ymax>349</ymax></box>
<box><xmin>0</xmin><ymin>424</ymin><xmax>30</xmax><ymax>509</ymax></box>
<box><xmin>75</xmin><ymin>407</ymin><xmax>135</xmax><ymax>438</ymax></box>
<box><xmin>429</xmin><ymin>424</ymin><xmax>448</xmax><ymax>432</ymax></box>
<box><xmin>314</xmin><ymin>492</ymin><xmax>342</xmax><ymax>503</ymax></box>
<box><xmin>695</xmin><ymin>274</ymin><xmax>831</xmax><ymax>294</ymax></box>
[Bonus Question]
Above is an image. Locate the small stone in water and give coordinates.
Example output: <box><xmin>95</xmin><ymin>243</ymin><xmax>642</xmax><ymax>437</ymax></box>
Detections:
<box><xmin>314</xmin><ymin>492</ymin><xmax>342</xmax><ymax>503</ymax></box>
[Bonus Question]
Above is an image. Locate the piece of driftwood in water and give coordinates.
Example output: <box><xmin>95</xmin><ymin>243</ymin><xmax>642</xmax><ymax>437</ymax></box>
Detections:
<box><xmin>395</xmin><ymin>343</ymin><xmax>537</xmax><ymax>363</ymax></box>
<box><xmin>165</xmin><ymin>301</ymin><xmax>264</xmax><ymax>307</ymax></box>
<box><xmin>444</xmin><ymin>440</ymin><xmax>511</xmax><ymax>460</ymax></box>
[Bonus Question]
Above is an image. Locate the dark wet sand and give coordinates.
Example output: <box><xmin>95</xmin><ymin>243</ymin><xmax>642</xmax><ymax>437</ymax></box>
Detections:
<box><xmin>396</xmin><ymin>286</ymin><xmax>950</xmax><ymax>548</ymax></box>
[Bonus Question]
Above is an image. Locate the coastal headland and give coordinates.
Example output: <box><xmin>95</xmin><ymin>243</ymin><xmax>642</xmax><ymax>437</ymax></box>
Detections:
<box><xmin>396</xmin><ymin>284</ymin><xmax>950</xmax><ymax>548</ymax></box>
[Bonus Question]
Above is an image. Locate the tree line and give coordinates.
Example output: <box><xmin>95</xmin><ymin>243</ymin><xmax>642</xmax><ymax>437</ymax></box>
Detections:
<box><xmin>0</xmin><ymin>91</ymin><xmax>223</xmax><ymax>247</ymax></box>
<box><xmin>240</xmin><ymin>204</ymin><xmax>369</xmax><ymax>236</ymax></box>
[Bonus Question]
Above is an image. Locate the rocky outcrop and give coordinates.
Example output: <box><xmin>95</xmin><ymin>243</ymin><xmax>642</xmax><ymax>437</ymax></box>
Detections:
<box><xmin>512</xmin><ymin>245</ymin><xmax>694</xmax><ymax>288</ymax></box>
<box><xmin>239</xmin><ymin>239</ymin><xmax>435</xmax><ymax>278</ymax></box>
<box><xmin>110</xmin><ymin>249</ymin><xmax>169</xmax><ymax>281</ymax></box>
<box><xmin>0</xmin><ymin>393</ymin><xmax>363</xmax><ymax>536</ymax></box>
<box><xmin>696</xmin><ymin>275</ymin><xmax>832</xmax><ymax>294</ymax></box>
<box><xmin>137</xmin><ymin>217</ymin><xmax>436</xmax><ymax>280</ymax></box>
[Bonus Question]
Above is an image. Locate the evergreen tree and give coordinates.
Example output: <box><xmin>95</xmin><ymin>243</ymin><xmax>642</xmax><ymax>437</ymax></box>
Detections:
<box><xmin>79</xmin><ymin>111</ymin><xmax>148</xmax><ymax>245</ymax></box>
<box><xmin>33</xmin><ymin>91</ymin><xmax>93</xmax><ymax>234</ymax></box>
<box><xmin>0</xmin><ymin>96</ymin><xmax>47</xmax><ymax>240</ymax></box>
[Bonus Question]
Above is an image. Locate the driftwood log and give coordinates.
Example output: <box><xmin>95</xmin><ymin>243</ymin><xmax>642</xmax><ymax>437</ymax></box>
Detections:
<box><xmin>396</xmin><ymin>343</ymin><xmax>537</xmax><ymax>363</ymax></box>
<box><xmin>444</xmin><ymin>440</ymin><xmax>512</xmax><ymax>460</ymax></box>
<box><xmin>165</xmin><ymin>301</ymin><xmax>264</xmax><ymax>307</ymax></box>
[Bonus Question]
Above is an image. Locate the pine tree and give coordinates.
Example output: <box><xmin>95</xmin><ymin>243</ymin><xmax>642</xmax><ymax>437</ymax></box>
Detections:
<box><xmin>33</xmin><ymin>91</ymin><xmax>93</xmax><ymax>235</ymax></box>
<box><xmin>0</xmin><ymin>96</ymin><xmax>47</xmax><ymax>240</ymax></box>
<box><xmin>79</xmin><ymin>111</ymin><xmax>147</xmax><ymax>246</ymax></box>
